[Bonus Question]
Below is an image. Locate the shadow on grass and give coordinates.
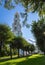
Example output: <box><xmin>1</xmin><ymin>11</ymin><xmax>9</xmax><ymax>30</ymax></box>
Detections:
<box><xmin>16</xmin><ymin>55</ymin><xmax>45</xmax><ymax>65</ymax></box>
<box><xmin>0</xmin><ymin>55</ymin><xmax>31</xmax><ymax>62</ymax></box>
<box><xmin>0</xmin><ymin>56</ymin><xmax>18</xmax><ymax>62</ymax></box>
<box><xmin>0</xmin><ymin>55</ymin><xmax>45</xmax><ymax>65</ymax></box>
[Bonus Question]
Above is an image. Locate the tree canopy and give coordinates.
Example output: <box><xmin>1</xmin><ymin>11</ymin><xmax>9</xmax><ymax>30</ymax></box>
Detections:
<box><xmin>0</xmin><ymin>24</ymin><xmax>14</xmax><ymax>56</ymax></box>
<box><xmin>0</xmin><ymin>0</ymin><xmax>45</xmax><ymax>25</ymax></box>
<box><xmin>0</xmin><ymin>0</ymin><xmax>45</xmax><ymax>15</ymax></box>
<box><xmin>32</xmin><ymin>18</ymin><xmax>45</xmax><ymax>54</ymax></box>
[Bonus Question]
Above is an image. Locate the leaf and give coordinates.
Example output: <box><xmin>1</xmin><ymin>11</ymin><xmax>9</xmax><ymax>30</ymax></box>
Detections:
<box><xmin>26</xmin><ymin>24</ymin><xmax>30</xmax><ymax>28</ymax></box>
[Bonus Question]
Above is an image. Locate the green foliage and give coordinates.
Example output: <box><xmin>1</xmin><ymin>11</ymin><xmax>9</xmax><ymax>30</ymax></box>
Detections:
<box><xmin>0</xmin><ymin>0</ymin><xmax>45</xmax><ymax>25</ymax></box>
<box><xmin>32</xmin><ymin>18</ymin><xmax>45</xmax><ymax>53</ymax></box>
<box><xmin>4</xmin><ymin>0</ymin><xmax>15</xmax><ymax>10</ymax></box>
<box><xmin>0</xmin><ymin>24</ymin><xmax>15</xmax><ymax>44</ymax></box>
<box><xmin>12</xmin><ymin>37</ymin><xmax>23</xmax><ymax>49</ymax></box>
<box><xmin>10</xmin><ymin>36</ymin><xmax>34</xmax><ymax>57</ymax></box>
<box><xmin>20</xmin><ymin>0</ymin><xmax>45</xmax><ymax>16</ymax></box>
<box><xmin>29</xmin><ymin>44</ymin><xmax>35</xmax><ymax>52</ymax></box>
<box><xmin>0</xmin><ymin>24</ymin><xmax>14</xmax><ymax>56</ymax></box>
<box><xmin>0</xmin><ymin>0</ymin><xmax>45</xmax><ymax>29</ymax></box>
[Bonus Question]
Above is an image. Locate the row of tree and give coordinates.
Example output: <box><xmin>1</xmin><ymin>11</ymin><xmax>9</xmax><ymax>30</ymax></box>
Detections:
<box><xmin>0</xmin><ymin>24</ymin><xmax>35</xmax><ymax>58</ymax></box>
<box><xmin>0</xmin><ymin>0</ymin><xmax>45</xmax><ymax>56</ymax></box>
<box><xmin>10</xmin><ymin>36</ymin><xmax>35</xmax><ymax>58</ymax></box>
<box><xmin>0</xmin><ymin>24</ymin><xmax>14</xmax><ymax>56</ymax></box>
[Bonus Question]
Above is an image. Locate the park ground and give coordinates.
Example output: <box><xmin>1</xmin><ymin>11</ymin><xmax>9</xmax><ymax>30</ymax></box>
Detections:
<box><xmin>0</xmin><ymin>54</ymin><xmax>45</xmax><ymax>65</ymax></box>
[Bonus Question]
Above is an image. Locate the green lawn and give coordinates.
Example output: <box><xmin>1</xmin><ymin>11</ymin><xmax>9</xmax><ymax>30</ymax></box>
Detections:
<box><xmin>0</xmin><ymin>54</ymin><xmax>45</xmax><ymax>65</ymax></box>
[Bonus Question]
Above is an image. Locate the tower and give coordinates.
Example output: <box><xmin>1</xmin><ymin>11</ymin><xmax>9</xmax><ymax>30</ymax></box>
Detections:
<box><xmin>12</xmin><ymin>12</ymin><xmax>22</xmax><ymax>36</ymax></box>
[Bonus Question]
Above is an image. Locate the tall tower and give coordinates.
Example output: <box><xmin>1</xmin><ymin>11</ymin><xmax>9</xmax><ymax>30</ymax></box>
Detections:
<box><xmin>12</xmin><ymin>12</ymin><xmax>22</xmax><ymax>36</ymax></box>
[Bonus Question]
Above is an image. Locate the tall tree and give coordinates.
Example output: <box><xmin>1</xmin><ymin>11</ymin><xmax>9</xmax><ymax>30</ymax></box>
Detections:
<box><xmin>12</xmin><ymin>37</ymin><xmax>23</xmax><ymax>57</ymax></box>
<box><xmin>32</xmin><ymin>18</ymin><xmax>45</xmax><ymax>54</ymax></box>
<box><xmin>0</xmin><ymin>24</ymin><xmax>14</xmax><ymax>56</ymax></box>
<box><xmin>29</xmin><ymin>44</ymin><xmax>35</xmax><ymax>54</ymax></box>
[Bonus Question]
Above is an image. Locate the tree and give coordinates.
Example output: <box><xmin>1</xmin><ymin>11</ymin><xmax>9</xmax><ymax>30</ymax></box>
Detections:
<box><xmin>0</xmin><ymin>0</ymin><xmax>45</xmax><ymax>14</ymax></box>
<box><xmin>32</xmin><ymin>18</ymin><xmax>45</xmax><ymax>54</ymax></box>
<box><xmin>29</xmin><ymin>44</ymin><xmax>35</xmax><ymax>54</ymax></box>
<box><xmin>11</xmin><ymin>36</ymin><xmax>31</xmax><ymax>57</ymax></box>
<box><xmin>24</xmin><ymin>45</ymin><xmax>29</xmax><ymax>56</ymax></box>
<box><xmin>21</xmin><ymin>38</ymin><xmax>27</xmax><ymax>56</ymax></box>
<box><xmin>0</xmin><ymin>24</ymin><xmax>14</xmax><ymax>56</ymax></box>
<box><xmin>12</xmin><ymin>37</ymin><xmax>23</xmax><ymax>57</ymax></box>
<box><xmin>21</xmin><ymin>38</ymin><xmax>31</xmax><ymax>56</ymax></box>
<box><xmin>0</xmin><ymin>0</ymin><xmax>45</xmax><ymax>24</ymax></box>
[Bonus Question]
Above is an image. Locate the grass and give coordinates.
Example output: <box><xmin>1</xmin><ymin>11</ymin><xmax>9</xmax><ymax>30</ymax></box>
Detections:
<box><xmin>0</xmin><ymin>54</ymin><xmax>45</xmax><ymax>65</ymax></box>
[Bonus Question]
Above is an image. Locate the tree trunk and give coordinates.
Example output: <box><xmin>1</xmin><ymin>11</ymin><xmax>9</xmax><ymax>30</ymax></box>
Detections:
<box><xmin>10</xmin><ymin>46</ymin><xmax>12</xmax><ymax>59</ymax></box>
<box><xmin>18</xmin><ymin>49</ymin><xmax>19</xmax><ymax>58</ymax></box>
<box><xmin>44</xmin><ymin>51</ymin><xmax>45</xmax><ymax>55</ymax></box>
<box><xmin>0</xmin><ymin>46</ymin><xmax>1</xmax><ymax>56</ymax></box>
<box><xmin>26</xmin><ymin>51</ymin><xmax>27</xmax><ymax>56</ymax></box>
<box><xmin>23</xmin><ymin>50</ymin><xmax>24</xmax><ymax>57</ymax></box>
<box><xmin>44</xmin><ymin>40</ymin><xmax>45</xmax><ymax>55</ymax></box>
<box><xmin>0</xmin><ymin>41</ymin><xmax>2</xmax><ymax>56</ymax></box>
<box><xmin>31</xmin><ymin>51</ymin><xmax>32</xmax><ymax>55</ymax></box>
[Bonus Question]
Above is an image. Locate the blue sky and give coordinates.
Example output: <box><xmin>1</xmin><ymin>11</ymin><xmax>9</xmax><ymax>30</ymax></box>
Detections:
<box><xmin>0</xmin><ymin>4</ymin><xmax>39</xmax><ymax>44</ymax></box>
